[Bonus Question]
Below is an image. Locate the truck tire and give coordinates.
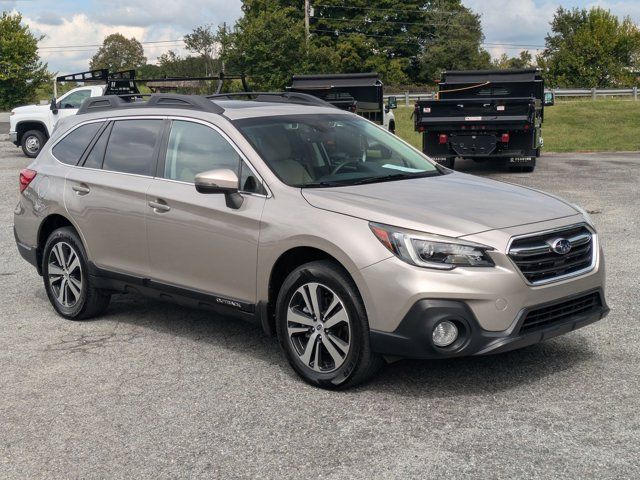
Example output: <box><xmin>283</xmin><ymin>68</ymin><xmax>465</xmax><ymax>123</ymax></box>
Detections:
<box><xmin>437</xmin><ymin>157</ymin><xmax>455</xmax><ymax>169</ymax></box>
<box><xmin>21</xmin><ymin>129</ymin><xmax>47</xmax><ymax>158</ymax></box>
<box><xmin>389</xmin><ymin>121</ymin><xmax>396</xmax><ymax>134</ymax></box>
<box><xmin>509</xmin><ymin>157</ymin><xmax>536</xmax><ymax>173</ymax></box>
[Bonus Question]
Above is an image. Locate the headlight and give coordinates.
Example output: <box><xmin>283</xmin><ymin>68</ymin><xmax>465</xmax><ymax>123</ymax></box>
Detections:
<box><xmin>570</xmin><ymin>203</ymin><xmax>594</xmax><ymax>226</ymax></box>
<box><xmin>370</xmin><ymin>222</ymin><xmax>495</xmax><ymax>270</ymax></box>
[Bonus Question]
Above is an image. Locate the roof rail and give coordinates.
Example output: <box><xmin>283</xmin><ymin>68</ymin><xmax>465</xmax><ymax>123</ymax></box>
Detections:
<box><xmin>206</xmin><ymin>91</ymin><xmax>337</xmax><ymax>108</ymax></box>
<box><xmin>77</xmin><ymin>93</ymin><xmax>224</xmax><ymax>115</ymax></box>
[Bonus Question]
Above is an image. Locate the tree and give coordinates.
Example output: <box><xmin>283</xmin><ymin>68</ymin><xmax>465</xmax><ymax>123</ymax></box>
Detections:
<box><xmin>222</xmin><ymin>0</ymin><xmax>490</xmax><ymax>88</ymax></box>
<box><xmin>539</xmin><ymin>7</ymin><xmax>640</xmax><ymax>87</ymax></box>
<box><xmin>416</xmin><ymin>3</ymin><xmax>491</xmax><ymax>82</ymax></box>
<box><xmin>222</xmin><ymin>4</ymin><xmax>307</xmax><ymax>90</ymax></box>
<box><xmin>0</xmin><ymin>12</ymin><xmax>50</xmax><ymax>110</ymax></box>
<box><xmin>90</xmin><ymin>33</ymin><xmax>147</xmax><ymax>72</ymax></box>
<box><xmin>184</xmin><ymin>24</ymin><xmax>219</xmax><ymax>75</ymax></box>
<box><xmin>492</xmin><ymin>51</ymin><xmax>534</xmax><ymax>69</ymax></box>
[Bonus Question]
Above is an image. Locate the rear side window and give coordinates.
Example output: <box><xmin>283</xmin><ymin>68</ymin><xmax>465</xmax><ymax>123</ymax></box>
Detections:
<box><xmin>103</xmin><ymin>120</ymin><xmax>163</xmax><ymax>176</ymax></box>
<box><xmin>52</xmin><ymin>122</ymin><xmax>104</xmax><ymax>165</ymax></box>
<box><xmin>83</xmin><ymin>124</ymin><xmax>110</xmax><ymax>169</ymax></box>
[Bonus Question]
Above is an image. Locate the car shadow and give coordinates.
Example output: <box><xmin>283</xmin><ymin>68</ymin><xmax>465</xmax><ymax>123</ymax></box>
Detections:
<box><xmin>103</xmin><ymin>293</ymin><xmax>595</xmax><ymax>397</ymax></box>
<box><xmin>359</xmin><ymin>340</ymin><xmax>594</xmax><ymax>398</ymax></box>
<box><xmin>449</xmin><ymin>157</ymin><xmax>537</xmax><ymax>175</ymax></box>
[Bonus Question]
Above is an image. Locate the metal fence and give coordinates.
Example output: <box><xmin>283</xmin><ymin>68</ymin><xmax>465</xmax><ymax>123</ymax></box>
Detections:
<box><xmin>385</xmin><ymin>87</ymin><xmax>640</xmax><ymax>107</ymax></box>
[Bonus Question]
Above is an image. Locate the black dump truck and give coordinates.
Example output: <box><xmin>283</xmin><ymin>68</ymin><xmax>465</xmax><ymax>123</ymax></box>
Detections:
<box><xmin>288</xmin><ymin>73</ymin><xmax>397</xmax><ymax>132</ymax></box>
<box><xmin>414</xmin><ymin>69</ymin><xmax>554</xmax><ymax>172</ymax></box>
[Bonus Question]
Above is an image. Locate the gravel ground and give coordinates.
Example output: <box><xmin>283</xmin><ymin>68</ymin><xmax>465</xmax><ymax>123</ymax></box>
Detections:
<box><xmin>1</xmin><ymin>134</ymin><xmax>638</xmax><ymax>479</ymax></box>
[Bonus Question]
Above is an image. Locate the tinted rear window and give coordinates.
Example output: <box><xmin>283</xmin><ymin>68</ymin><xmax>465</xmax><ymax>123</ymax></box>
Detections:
<box><xmin>52</xmin><ymin>122</ymin><xmax>103</xmax><ymax>165</ymax></box>
<box><xmin>103</xmin><ymin>120</ymin><xmax>163</xmax><ymax>176</ymax></box>
<box><xmin>82</xmin><ymin>124</ymin><xmax>111</xmax><ymax>169</ymax></box>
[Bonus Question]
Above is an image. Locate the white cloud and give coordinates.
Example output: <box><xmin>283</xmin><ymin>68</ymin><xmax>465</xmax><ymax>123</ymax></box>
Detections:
<box><xmin>464</xmin><ymin>0</ymin><xmax>640</xmax><ymax>60</ymax></box>
<box><xmin>14</xmin><ymin>0</ymin><xmax>243</xmax><ymax>74</ymax></box>
<box><xmin>92</xmin><ymin>0</ymin><xmax>242</xmax><ymax>29</ymax></box>
<box><xmin>25</xmin><ymin>13</ymin><xmax>189</xmax><ymax>74</ymax></box>
<box><xmin>463</xmin><ymin>0</ymin><xmax>557</xmax><ymax>59</ymax></box>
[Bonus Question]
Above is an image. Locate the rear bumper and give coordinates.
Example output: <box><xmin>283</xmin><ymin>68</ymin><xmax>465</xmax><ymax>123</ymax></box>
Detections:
<box><xmin>370</xmin><ymin>288</ymin><xmax>609</xmax><ymax>359</ymax></box>
<box><xmin>14</xmin><ymin>226</ymin><xmax>39</xmax><ymax>271</ymax></box>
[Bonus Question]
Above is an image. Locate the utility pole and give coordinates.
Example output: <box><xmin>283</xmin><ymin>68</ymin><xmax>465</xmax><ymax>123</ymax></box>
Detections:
<box><xmin>221</xmin><ymin>22</ymin><xmax>226</xmax><ymax>73</ymax></box>
<box><xmin>304</xmin><ymin>0</ymin><xmax>310</xmax><ymax>46</ymax></box>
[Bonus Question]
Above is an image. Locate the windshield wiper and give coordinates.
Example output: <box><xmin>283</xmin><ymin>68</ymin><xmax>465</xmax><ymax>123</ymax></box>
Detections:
<box><xmin>300</xmin><ymin>180</ymin><xmax>348</xmax><ymax>188</ymax></box>
<box><xmin>351</xmin><ymin>171</ymin><xmax>439</xmax><ymax>185</ymax></box>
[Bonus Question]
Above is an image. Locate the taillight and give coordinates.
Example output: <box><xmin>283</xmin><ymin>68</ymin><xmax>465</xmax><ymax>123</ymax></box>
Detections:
<box><xmin>501</xmin><ymin>133</ymin><xmax>510</xmax><ymax>143</ymax></box>
<box><xmin>19</xmin><ymin>169</ymin><xmax>37</xmax><ymax>193</ymax></box>
<box><xmin>439</xmin><ymin>134</ymin><xmax>448</xmax><ymax>144</ymax></box>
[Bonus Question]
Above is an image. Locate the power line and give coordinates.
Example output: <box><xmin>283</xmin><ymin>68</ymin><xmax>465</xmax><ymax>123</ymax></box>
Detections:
<box><xmin>313</xmin><ymin>4</ymin><xmax>476</xmax><ymax>16</ymax></box>
<box><xmin>311</xmin><ymin>29</ymin><xmax>544</xmax><ymax>49</ymax></box>
<box><xmin>38</xmin><ymin>39</ymin><xmax>186</xmax><ymax>50</ymax></box>
<box><xmin>313</xmin><ymin>15</ymin><xmax>476</xmax><ymax>27</ymax></box>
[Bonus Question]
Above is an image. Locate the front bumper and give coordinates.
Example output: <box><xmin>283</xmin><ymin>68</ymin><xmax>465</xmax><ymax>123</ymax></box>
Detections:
<box><xmin>370</xmin><ymin>289</ymin><xmax>609</xmax><ymax>359</ymax></box>
<box><xmin>10</xmin><ymin>131</ymin><xmax>18</xmax><ymax>145</ymax></box>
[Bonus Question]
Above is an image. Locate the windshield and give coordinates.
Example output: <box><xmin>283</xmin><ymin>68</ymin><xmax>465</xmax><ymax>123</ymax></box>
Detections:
<box><xmin>233</xmin><ymin>114</ymin><xmax>441</xmax><ymax>187</ymax></box>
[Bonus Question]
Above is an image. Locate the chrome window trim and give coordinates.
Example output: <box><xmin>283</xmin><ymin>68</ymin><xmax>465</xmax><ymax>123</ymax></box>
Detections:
<box><xmin>165</xmin><ymin>116</ymin><xmax>272</xmax><ymax>198</ymax></box>
<box><xmin>506</xmin><ymin>223</ymin><xmax>597</xmax><ymax>286</ymax></box>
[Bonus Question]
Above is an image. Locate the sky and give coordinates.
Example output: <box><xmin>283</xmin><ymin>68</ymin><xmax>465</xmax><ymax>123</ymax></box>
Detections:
<box><xmin>2</xmin><ymin>0</ymin><xmax>640</xmax><ymax>75</ymax></box>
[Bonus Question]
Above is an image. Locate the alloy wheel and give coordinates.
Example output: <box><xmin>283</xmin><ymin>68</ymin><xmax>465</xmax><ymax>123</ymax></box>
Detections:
<box><xmin>48</xmin><ymin>241</ymin><xmax>83</xmax><ymax>308</ymax></box>
<box><xmin>287</xmin><ymin>282</ymin><xmax>351</xmax><ymax>373</ymax></box>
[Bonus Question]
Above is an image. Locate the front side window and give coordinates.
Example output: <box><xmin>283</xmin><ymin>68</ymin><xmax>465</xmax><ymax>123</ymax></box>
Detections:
<box><xmin>234</xmin><ymin>114</ymin><xmax>441</xmax><ymax>187</ymax></box>
<box><xmin>164</xmin><ymin>120</ymin><xmax>240</xmax><ymax>183</ymax></box>
<box><xmin>103</xmin><ymin>119</ymin><xmax>163</xmax><ymax>176</ymax></box>
<box><xmin>52</xmin><ymin>122</ymin><xmax>104</xmax><ymax>165</ymax></box>
<box><xmin>60</xmin><ymin>90</ymin><xmax>92</xmax><ymax>109</ymax></box>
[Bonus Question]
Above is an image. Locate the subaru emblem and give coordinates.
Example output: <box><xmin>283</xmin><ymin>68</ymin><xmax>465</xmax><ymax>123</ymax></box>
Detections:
<box><xmin>551</xmin><ymin>238</ymin><xmax>572</xmax><ymax>255</ymax></box>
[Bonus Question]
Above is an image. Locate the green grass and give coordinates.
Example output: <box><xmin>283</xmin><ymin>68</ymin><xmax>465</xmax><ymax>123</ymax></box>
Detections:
<box><xmin>394</xmin><ymin>99</ymin><xmax>640</xmax><ymax>153</ymax></box>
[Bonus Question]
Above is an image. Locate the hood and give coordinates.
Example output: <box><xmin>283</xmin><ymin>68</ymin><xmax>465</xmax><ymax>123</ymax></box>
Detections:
<box><xmin>12</xmin><ymin>104</ymin><xmax>49</xmax><ymax>114</ymax></box>
<box><xmin>301</xmin><ymin>172</ymin><xmax>579</xmax><ymax>237</ymax></box>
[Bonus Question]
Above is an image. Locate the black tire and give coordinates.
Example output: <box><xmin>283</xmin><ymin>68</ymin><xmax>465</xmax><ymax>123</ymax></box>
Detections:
<box><xmin>509</xmin><ymin>157</ymin><xmax>536</xmax><ymax>173</ymax></box>
<box><xmin>20</xmin><ymin>129</ymin><xmax>47</xmax><ymax>158</ymax></box>
<box><xmin>42</xmin><ymin>227</ymin><xmax>110</xmax><ymax>320</ymax></box>
<box><xmin>275</xmin><ymin>260</ymin><xmax>383</xmax><ymax>389</ymax></box>
<box><xmin>388</xmin><ymin>121</ymin><xmax>396</xmax><ymax>134</ymax></box>
<box><xmin>437</xmin><ymin>157</ymin><xmax>455</xmax><ymax>169</ymax></box>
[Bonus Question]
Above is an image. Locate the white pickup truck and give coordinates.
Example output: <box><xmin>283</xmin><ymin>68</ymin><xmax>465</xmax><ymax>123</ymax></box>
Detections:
<box><xmin>9</xmin><ymin>85</ymin><xmax>106</xmax><ymax>157</ymax></box>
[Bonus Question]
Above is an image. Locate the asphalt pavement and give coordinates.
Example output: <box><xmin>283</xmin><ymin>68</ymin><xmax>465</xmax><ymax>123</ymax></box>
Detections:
<box><xmin>1</xmin><ymin>135</ymin><xmax>638</xmax><ymax>479</ymax></box>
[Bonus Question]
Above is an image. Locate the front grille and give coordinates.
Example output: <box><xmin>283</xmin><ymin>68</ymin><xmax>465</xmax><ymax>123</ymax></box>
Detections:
<box><xmin>508</xmin><ymin>225</ymin><xmax>594</xmax><ymax>284</ymax></box>
<box><xmin>520</xmin><ymin>291</ymin><xmax>602</xmax><ymax>332</ymax></box>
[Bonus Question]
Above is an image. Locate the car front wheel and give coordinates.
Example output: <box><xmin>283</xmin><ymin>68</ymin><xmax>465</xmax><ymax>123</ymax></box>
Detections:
<box><xmin>21</xmin><ymin>129</ymin><xmax>46</xmax><ymax>158</ymax></box>
<box><xmin>275</xmin><ymin>260</ymin><xmax>382</xmax><ymax>389</ymax></box>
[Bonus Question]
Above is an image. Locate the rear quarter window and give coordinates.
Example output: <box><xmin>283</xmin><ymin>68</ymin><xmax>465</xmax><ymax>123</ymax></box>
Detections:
<box><xmin>102</xmin><ymin>119</ymin><xmax>164</xmax><ymax>176</ymax></box>
<box><xmin>51</xmin><ymin>122</ymin><xmax>104</xmax><ymax>165</ymax></box>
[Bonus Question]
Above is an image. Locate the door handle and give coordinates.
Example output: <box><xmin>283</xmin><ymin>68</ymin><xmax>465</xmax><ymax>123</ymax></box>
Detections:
<box><xmin>72</xmin><ymin>184</ymin><xmax>90</xmax><ymax>195</ymax></box>
<box><xmin>148</xmin><ymin>199</ymin><xmax>171</xmax><ymax>213</ymax></box>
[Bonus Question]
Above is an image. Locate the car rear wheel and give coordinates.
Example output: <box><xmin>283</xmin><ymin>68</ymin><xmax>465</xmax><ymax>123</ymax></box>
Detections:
<box><xmin>275</xmin><ymin>260</ymin><xmax>382</xmax><ymax>389</ymax></box>
<box><xmin>21</xmin><ymin>129</ymin><xmax>46</xmax><ymax>158</ymax></box>
<box><xmin>43</xmin><ymin>227</ymin><xmax>111</xmax><ymax>320</ymax></box>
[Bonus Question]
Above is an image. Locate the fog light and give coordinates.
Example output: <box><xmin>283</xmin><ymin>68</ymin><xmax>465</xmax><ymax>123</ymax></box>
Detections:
<box><xmin>432</xmin><ymin>320</ymin><xmax>459</xmax><ymax>347</ymax></box>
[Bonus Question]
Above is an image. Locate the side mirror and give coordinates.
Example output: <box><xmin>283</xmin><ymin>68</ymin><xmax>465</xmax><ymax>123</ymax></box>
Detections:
<box><xmin>50</xmin><ymin>97</ymin><xmax>58</xmax><ymax>114</ymax></box>
<box><xmin>543</xmin><ymin>91</ymin><xmax>555</xmax><ymax>106</ymax></box>
<box><xmin>387</xmin><ymin>96</ymin><xmax>398</xmax><ymax>109</ymax></box>
<box><xmin>194</xmin><ymin>168</ymin><xmax>244</xmax><ymax>209</ymax></box>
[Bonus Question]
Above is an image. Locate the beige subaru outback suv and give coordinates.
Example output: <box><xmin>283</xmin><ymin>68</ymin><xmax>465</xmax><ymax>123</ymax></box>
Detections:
<box><xmin>14</xmin><ymin>93</ymin><xmax>608</xmax><ymax>389</ymax></box>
